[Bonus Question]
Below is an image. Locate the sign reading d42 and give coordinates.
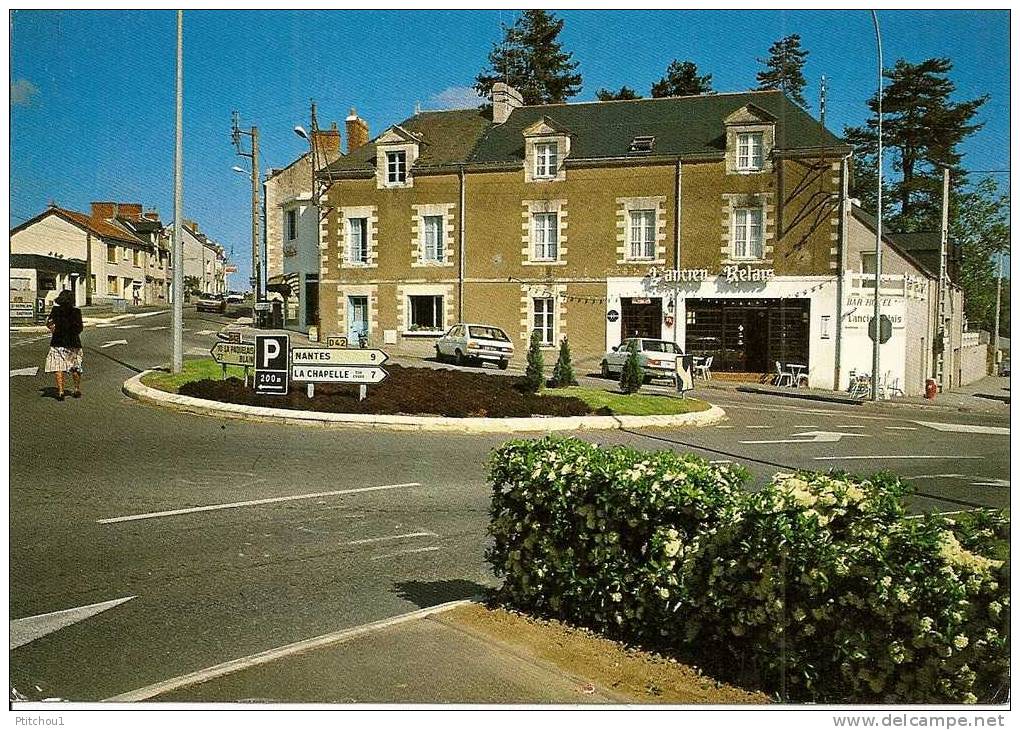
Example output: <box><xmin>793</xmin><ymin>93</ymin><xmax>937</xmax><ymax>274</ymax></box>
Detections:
<box><xmin>210</xmin><ymin>340</ymin><xmax>255</xmax><ymax>367</ymax></box>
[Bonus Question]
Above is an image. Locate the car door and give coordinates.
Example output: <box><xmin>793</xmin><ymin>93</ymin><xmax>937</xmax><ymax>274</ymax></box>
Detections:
<box><xmin>608</xmin><ymin>339</ymin><xmax>631</xmax><ymax>372</ymax></box>
<box><xmin>440</xmin><ymin>325</ymin><xmax>460</xmax><ymax>356</ymax></box>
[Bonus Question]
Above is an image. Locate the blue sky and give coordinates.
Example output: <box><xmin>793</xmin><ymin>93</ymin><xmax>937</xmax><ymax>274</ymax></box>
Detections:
<box><xmin>10</xmin><ymin>9</ymin><xmax>1010</xmax><ymax>287</ymax></box>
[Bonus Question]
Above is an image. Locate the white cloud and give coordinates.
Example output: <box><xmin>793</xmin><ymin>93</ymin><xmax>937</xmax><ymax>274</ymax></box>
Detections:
<box><xmin>11</xmin><ymin>78</ymin><xmax>39</xmax><ymax>107</ymax></box>
<box><xmin>429</xmin><ymin>86</ymin><xmax>483</xmax><ymax>110</ymax></box>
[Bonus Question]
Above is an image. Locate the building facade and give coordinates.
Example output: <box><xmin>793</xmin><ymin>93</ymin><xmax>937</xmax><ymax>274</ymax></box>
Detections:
<box><xmin>167</xmin><ymin>220</ymin><xmax>227</xmax><ymax>297</ymax></box>
<box><xmin>317</xmin><ymin>86</ymin><xmax>966</xmax><ymax>394</ymax></box>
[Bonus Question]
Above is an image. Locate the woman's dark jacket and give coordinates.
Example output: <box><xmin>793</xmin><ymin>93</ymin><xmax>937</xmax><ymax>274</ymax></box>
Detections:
<box><xmin>48</xmin><ymin>305</ymin><xmax>84</xmax><ymax>349</ymax></box>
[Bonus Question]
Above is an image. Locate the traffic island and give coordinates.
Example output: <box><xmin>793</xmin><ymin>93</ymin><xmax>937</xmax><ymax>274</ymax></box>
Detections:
<box><xmin>124</xmin><ymin>361</ymin><xmax>725</xmax><ymax>432</ymax></box>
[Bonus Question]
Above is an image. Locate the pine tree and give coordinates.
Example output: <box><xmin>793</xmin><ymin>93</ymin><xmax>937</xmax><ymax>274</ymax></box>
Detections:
<box><xmin>523</xmin><ymin>330</ymin><xmax>545</xmax><ymax>393</ymax></box>
<box><xmin>844</xmin><ymin>57</ymin><xmax>987</xmax><ymax>232</ymax></box>
<box><xmin>596</xmin><ymin>85</ymin><xmax>641</xmax><ymax>101</ymax></box>
<box><xmin>756</xmin><ymin>34</ymin><xmax>810</xmax><ymax>109</ymax></box>
<box><xmin>650</xmin><ymin>60</ymin><xmax>712</xmax><ymax>98</ymax></box>
<box><xmin>619</xmin><ymin>341</ymin><xmax>643</xmax><ymax>394</ymax></box>
<box><xmin>951</xmin><ymin>178</ymin><xmax>1010</xmax><ymax>334</ymax></box>
<box><xmin>475</xmin><ymin>10</ymin><xmax>583</xmax><ymax>106</ymax></box>
<box><xmin>550</xmin><ymin>337</ymin><xmax>577</xmax><ymax>387</ymax></box>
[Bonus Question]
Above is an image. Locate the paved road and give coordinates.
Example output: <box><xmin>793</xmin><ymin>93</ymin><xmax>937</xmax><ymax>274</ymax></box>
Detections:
<box><xmin>8</xmin><ymin>310</ymin><xmax>1009</xmax><ymax>701</ymax></box>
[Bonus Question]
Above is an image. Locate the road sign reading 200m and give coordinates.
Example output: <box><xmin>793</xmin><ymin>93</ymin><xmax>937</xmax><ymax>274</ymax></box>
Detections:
<box><xmin>254</xmin><ymin>334</ymin><xmax>290</xmax><ymax>395</ymax></box>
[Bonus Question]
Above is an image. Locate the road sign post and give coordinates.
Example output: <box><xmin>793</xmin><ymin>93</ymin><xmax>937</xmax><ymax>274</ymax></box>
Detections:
<box><xmin>254</xmin><ymin>334</ymin><xmax>290</xmax><ymax>395</ymax></box>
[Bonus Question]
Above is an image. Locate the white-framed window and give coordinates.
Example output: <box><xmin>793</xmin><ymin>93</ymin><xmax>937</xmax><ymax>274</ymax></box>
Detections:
<box><xmin>407</xmin><ymin>294</ymin><xmax>444</xmax><ymax>332</ymax></box>
<box><xmin>286</xmin><ymin>209</ymin><xmax>298</xmax><ymax>241</ymax></box>
<box><xmin>533</xmin><ymin>297</ymin><xmax>555</xmax><ymax>346</ymax></box>
<box><xmin>347</xmin><ymin>218</ymin><xmax>369</xmax><ymax>264</ymax></box>
<box><xmin>628</xmin><ymin>209</ymin><xmax>656</xmax><ymax>260</ymax></box>
<box><xmin>534</xmin><ymin>142</ymin><xmax>558</xmax><ymax>179</ymax></box>
<box><xmin>861</xmin><ymin>251</ymin><xmax>877</xmax><ymax>275</ymax></box>
<box><xmin>107</xmin><ymin>275</ymin><xmax>119</xmax><ymax>296</ymax></box>
<box><xmin>422</xmin><ymin>215</ymin><xmax>444</xmax><ymax>262</ymax></box>
<box><xmin>736</xmin><ymin>132</ymin><xmax>764</xmax><ymax>171</ymax></box>
<box><xmin>386</xmin><ymin>151</ymin><xmax>407</xmax><ymax>184</ymax></box>
<box><xmin>732</xmin><ymin>207</ymin><xmax>763</xmax><ymax>259</ymax></box>
<box><xmin>107</xmin><ymin>244</ymin><xmax>118</xmax><ymax>264</ymax></box>
<box><xmin>532</xmin><ymin>212</ymin><xmax>559</xmax><ymax>261</ymax></box>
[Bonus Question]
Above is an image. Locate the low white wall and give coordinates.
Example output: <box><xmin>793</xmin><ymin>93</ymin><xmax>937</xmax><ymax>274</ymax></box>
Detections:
<box><xmin>959</xmin><ymin>344</ymin><xmax>990</xmax><ymax>385</ymax></box>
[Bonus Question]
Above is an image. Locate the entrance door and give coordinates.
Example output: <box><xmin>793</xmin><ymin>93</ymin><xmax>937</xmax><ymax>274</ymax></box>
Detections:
<box><xmin>620</xmin><ymin>298</ymin><xmax>662</xmax><ymax>339</ymax></box>
<box><xmin>305</xmin><ymin>275</ymin><xmax>319</xmax><ymax>330</ymax></box>
<box><xmin>347</xmin><ymin>296</ymin><xmax>368</xmax><ymax>342</ymax></box>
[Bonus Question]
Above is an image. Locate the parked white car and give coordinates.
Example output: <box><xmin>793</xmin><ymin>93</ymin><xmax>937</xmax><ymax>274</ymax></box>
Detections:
<box><xmin>435</xmin><ymin>323</ymin><xmax>514</xmax><ymax>369</ymax></box>
<box><xmin>601</xmin><ymin>338</ymin><xmax>682</xmax><ymax>382</ymax></box>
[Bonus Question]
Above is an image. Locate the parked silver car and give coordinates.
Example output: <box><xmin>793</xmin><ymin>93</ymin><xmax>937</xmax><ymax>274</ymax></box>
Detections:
<box><xmin>435</xmin><ymin>323</ymin><xmax>514</xmax><ymax>369</ymax></box>
<box><xmin>601</xmin><ymin>338</ymin><xmax>682</xmax><ymax>382</ymax></box>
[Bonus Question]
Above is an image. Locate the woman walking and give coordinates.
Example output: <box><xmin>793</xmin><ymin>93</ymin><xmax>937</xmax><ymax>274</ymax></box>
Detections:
<box><xmin>45</xmin><ymin>289</ymin><xmax>84</xmax><ymax>401</ymax></box>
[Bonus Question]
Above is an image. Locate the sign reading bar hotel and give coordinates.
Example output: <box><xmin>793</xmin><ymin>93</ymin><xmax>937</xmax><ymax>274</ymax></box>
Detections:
<box><xmin>648</xmin><ymin>265</ymin><xmax>775</xmax><ymax>284</ymax></box>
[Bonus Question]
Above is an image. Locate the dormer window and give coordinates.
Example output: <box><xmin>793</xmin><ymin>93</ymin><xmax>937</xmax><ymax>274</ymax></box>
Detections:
<box><xmin>386</xmin><ymin>151</ymin><xmax>407</xmax><ymax>184</ymax></box>
<box><xmin>534</xmin><ymin>143</ymin><xmax>558</xmax><ymax>179</ymax></box>
<box><xmin>736</xmin><ymin>133</ymin><xmax>763</xmax><ymax>171</ymax></box>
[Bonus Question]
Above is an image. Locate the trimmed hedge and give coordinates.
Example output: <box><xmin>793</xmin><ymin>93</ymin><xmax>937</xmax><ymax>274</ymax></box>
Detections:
<box><xmin>486</xmin><ymin>437</ymin><xmax>1009</xmax><ymax>703</ymax></box>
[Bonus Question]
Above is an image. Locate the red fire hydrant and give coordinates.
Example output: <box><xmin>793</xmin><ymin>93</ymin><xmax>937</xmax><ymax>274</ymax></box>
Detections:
<box><xmin>925</xmin><ymin>378</ymin><xmax>938</xmax><ymax>400</ymax></box>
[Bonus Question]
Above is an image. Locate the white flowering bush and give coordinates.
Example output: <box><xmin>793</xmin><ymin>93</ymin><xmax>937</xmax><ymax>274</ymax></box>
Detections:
<box><xmin>486</xmin><ymin>438</ymin><xmax>1009</xmax><ymax>704</ymax></box>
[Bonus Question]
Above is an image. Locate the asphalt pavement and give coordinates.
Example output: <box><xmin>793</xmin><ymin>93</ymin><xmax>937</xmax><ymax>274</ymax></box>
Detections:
<box><xmin>8</xmin><ymin>309</ymin><xmax>1010</xmax><ymax>702</ymax></box>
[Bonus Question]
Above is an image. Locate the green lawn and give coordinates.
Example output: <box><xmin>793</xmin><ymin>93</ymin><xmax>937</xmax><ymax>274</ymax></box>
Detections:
<box><xmin>549</xmin><ymin>386</ymin><xmax>711</xmax><ymax>416</ymax></box>
<box><xmin>141</xmin><ymin>357</ymin><xmax>247</xmax><ymax>392</ymax></box>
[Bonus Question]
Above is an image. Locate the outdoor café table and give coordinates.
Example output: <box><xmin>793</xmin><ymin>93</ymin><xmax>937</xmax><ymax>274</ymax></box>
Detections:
<box><xmin>786</xmin><ymin>363</ymin><xmax>808</xmax><ymax>387</ymax></box>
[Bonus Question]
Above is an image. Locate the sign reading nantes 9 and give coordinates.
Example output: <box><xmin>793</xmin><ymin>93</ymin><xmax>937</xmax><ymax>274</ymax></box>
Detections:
<box><xmin>254</xmin><ymin>334</ymin><xmax>290</xmax><ymax>395</ymax></box>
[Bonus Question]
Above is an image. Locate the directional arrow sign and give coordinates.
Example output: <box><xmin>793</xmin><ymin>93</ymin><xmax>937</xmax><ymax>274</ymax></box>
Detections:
<box><xmin>11</xmin><ymin>596</ymin><xmax>135</xmax><ymax>650</ymax></box>
<box><xmin>291</xmin><ymin>364</ymin><xmax>388</xmax><ymax>383</ymax></box>
<box><xmin>10</xmin><ymin>367</ymin><xmax>38</xmax><ymax>377</ymax></box>
<box><xmin>210</xmin><ymin>341</ymin><xmax>255</xmax><ymax>367</ymax></box>
<box><xmin>740</xmin><ymin>431</ymin><xmax>868</xmax><ymax>445</ymax></box>
<box><xmin>100</xmin><ymin>339</ymin><xmax>128</xmax><ymax>349</ymax></box>
<box><xmin>291</xmin><ymin>347</ymin><xmax>388</xmax><ymax>366</ymax></box>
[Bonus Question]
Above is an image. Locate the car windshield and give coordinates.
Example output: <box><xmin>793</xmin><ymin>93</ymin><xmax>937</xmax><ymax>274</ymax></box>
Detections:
<box><xmin>642</xmin><ymin>340</ymin><xmax>679</xmax><ymax>354</ymax></box>
<box><xmin>469</xmin><ymin>326</ymin><xmax>510</xmax><ymax>342</ymax></box>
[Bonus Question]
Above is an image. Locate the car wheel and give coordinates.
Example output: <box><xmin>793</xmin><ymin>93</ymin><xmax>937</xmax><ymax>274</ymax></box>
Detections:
<box><xmin>601</xmin><ymin>360</ymin><xmax>610</xmax><ymax>378</ymax></box>
<box><xmin>498</xmin><ymin>359</ymin><xmax>508</xmax><ymax>370</ymax></box>
<box><xmin>455</xmin><ymin>349</ymin><xmax>464</xmax><ymax>366</ymax></box>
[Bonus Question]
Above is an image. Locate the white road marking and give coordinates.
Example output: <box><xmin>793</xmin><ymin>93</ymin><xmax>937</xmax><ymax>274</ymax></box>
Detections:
<box><xmin>11</xmin><ymin>596</ymin><xmax>135</xmax><ymax>650</ymax></box>
<box><xmin>347</xmin><ymin>531</ymin><xmax>437</xmax><ymax>546</ymax></box>
<box><xmin>834</xmin><ymin>425</ymin><xmax>865</xmax><ymax>429</ymax></box>
<box><xmin>103</xmin><ymin>599</ymin><xmax>474</xmax><ymax>702</ymax></box>
<box><xmin>902</xmin><ymin>474</ymin><xmax>968</xmax><ymax>480</ymax></box>
<box><xmin>715</xmin><ymin>425</ymin><xmax>734</xmax><ymax>429</ymax></box>
<box><xmin>184</xmin><ymin>347</ymin><xmax>207</xmax><ymax>356</ymax></box>
<box><xmin>709</xmin><ymin>459</ymin><xmax>733</xmax><ymax>465</ymax></box>
<box><xmin>970</xmin><ymin>478</ymin><xmax>1010</xmax><ymax>488</ymax></box>
<box><xmin>131</xmin><ymin>310</ymin><xmax>168</xmax><ymax>319</ymax></box>
<box><xmin>114</xmin><ymin>325</ymin><xmax>141</xmax><ymax>330</ymax></box>
<box><xmin>100</xmin><ymin>339</ymin><xmax>128</xmax><ymax>349</ymax></box>
<box><xmin>914</xmin><ymin>420</ymin><xmax>1009</xmax><ymax>436</ymax></box>
<box><xmin>744</xmin><ymin>425</ymin><xmax>773</xmax><ymax>429</ymax></box>
<box><xmin>814</xmin><ymin>455</ymin><xmax>982</xmax><ymax>461</ymax></box>
<box><xmin>902</xmin><ymin>473</ymin><xmax>1009</xmax><ymax>489</ymax></box>
<box><xmin>195</xmin><ymin>329</ymin><xmax>217</xmax><ymax>336</ymax></box>
<box><xmin>741</xmin><ymin>431</ymin><xmax>868</xmax><ymax>445</ymax></box>
<box><xmin>10</xmin><ymin>367</ymin><xmax>38</xmax><ymax>377</ymax></box>
<box><xmin>96</xmin><ymin>482</ymin><xmax>422</xmax><ymax>524</ymax></box>
<box><xmin>146</xmin><ymin>326</ymin><xmax>169</xmax><ymax>331</ymax></box>
<box><xmin>793</xmin><ymin>425</ymin><xmax>820</xmax><ymax>428</ymax></box>
<box><xmin>886</xmin><ymin>426</ymin><xmax>918</xmax><ymax>430</ymax></box>
<box><xmin>370</xmin><ymin>546</ymin><xmax>441</xmax><ymax>561</ymax></box>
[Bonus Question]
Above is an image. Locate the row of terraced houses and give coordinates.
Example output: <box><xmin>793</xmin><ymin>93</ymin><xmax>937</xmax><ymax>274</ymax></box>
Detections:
<box><xmin>266</xmin><ymin>84</ymin><xmax>980</xmax><ymax>395</ymax></box>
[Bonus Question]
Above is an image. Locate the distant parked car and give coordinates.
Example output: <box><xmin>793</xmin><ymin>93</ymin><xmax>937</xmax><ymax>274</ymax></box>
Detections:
<box><xmin>435</xmin><ymin>323</ymin><xmax>514</xmax><ymax>369</ymax></box>
<box><xmin>1000</xmin><ymin>358</ymin><xmax>1010</xmax><ymax>377</ymax></box>
<box><xmin>601</xmin><ymin>338</ymin><xmax>682</xmax><ymax>382</ymax></box>
<box><xmin>225</xmin><ymin>292</ymin><xmax>244</xmax><ymax>304</ymax></box>
<box><xmin>196</xmin><ymin>293</ymin><xmax>227</xmax><ymax>313</ymax></box>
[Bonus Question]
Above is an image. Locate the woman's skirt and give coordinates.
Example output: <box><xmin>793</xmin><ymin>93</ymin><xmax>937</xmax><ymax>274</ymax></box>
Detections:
<box><xmin>45</xmin><ymin>347</ymin><xmax>84</xmax><ymax>373</ymax></box>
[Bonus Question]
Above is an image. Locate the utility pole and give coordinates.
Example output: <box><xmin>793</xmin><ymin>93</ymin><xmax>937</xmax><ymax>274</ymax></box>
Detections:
<box><xmin>870</xmin><ymin>10</ymin><xmax>883</xmax><ymax>401</ymax></box>
<box><xmin>172</xmin><ymin>10</ymin><xmax>184</xmax><ymax>374</ymax></box>
<box><xmin>232</xmin><ymin>112</ymin><xmax>261</xmax><ymax>323</ymax></box>
<box><xmin>819</xmin><ymin>75</ymin><xmax>827</xmax><ymax>128</ymax></box>
<box><xmin>936</xmin><ymin>166</ymin><xmax>950</xmax><ymax>389</ymax></box>
<box><xmin>993</xmin><ymin>251</ymin><xmax>1003</xmax><ymax>371</ymax></box>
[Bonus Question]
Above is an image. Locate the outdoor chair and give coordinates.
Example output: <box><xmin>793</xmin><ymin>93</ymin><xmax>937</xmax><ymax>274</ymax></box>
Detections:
<box><xmin>774</xmin><ymin>361</ymin><xmax>793</xmax><ymax>387</ymax></box>
<box><xmin>694</xmin><ymin>355</ymin><xmax>713</xmax><ymax>380</ymax></box>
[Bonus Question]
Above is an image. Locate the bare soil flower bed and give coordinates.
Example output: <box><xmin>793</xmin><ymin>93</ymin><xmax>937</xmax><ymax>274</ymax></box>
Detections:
<box><xmin>178</xmin><ymin>364</ymin><xmax>608</xmax><ymax>418</ymax></box>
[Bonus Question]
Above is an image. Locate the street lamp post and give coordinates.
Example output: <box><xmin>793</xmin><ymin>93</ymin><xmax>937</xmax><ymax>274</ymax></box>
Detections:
<box><xmin>870</xmin><ymin>10</ymin><xmax>884</xmax><ymax>401</ymax></box>
<box><xmin>172</xmin><ymin>10</ymin><xmax>184</xmax><ymax>374</ymax></box>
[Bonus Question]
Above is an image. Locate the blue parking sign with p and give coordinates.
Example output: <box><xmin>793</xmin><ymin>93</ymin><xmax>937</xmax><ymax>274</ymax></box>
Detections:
<box><xmin>255</xmin><ymin>334</ymin><xmax>289</xmax><ymax>395</ymax></box>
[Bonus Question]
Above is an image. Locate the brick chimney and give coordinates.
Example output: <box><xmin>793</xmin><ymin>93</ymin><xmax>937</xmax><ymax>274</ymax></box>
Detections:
<box><xmin>117</xmin><ymin>203</ymin><xmax>143</xmax><ymax>220</ymax></box>
<box><xmin>345</xmin><ymin>108</ymin><xmax>369</xmax><ymax>153</ymax></box>
<box><xmin>90</xmin><ymin>201</ymin><xmax>117</xmax><ymax>220</ymax></box>
<box><xmin>312</xmin><ymin>122</ymin><xmax>343</xmax><ymax>165</ymax></box>
<box><xmin>492</xmin><ymin>82</ymin><xmax>523</xmax><ymax>124</ymax></box>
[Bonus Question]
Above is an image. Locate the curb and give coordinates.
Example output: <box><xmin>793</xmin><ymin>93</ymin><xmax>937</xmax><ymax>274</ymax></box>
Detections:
<box><xmin>123</xmin><ymin>370</ymin><xmax>727</xmax><ymax>433</ymax></box>
<box><xmin>735</xmin><ymin>385</ymin><xmax>863</xmax><ymax>406</ymax></box>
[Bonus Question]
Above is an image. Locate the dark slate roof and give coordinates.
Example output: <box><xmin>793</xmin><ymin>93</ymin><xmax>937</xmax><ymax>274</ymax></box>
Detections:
<box><xmin>324</xmin><ymin>108</ymin><xmax>492</xmax><ymax>173</ymax></box>
<box><xmin>10</xmin><ymin>253</ymin><xmax>87</xmax><ymax>275</ymax></box>
<box><xmin>322</xmin><ymin>90</ymin><xmax>844</xmax><ymax>176</ymax></box>
<box><xmin>851</xmin><ymin>205</ymin><xmax>943</xmax><ymax>279</ymax></box>
<box><xmin>469</xmin><ymin>90</ymin><xmax>843</xmax><ymax>164</ymax></box>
